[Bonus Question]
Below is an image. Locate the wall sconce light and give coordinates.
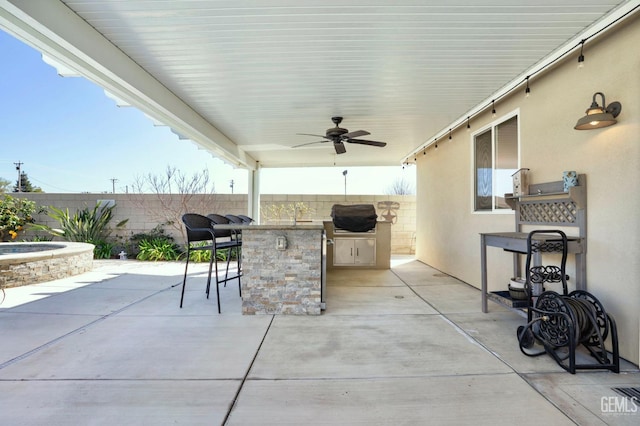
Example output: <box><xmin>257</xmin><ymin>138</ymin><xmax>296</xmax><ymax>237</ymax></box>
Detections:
<box><xmin>574</xmin><ymin>92</ymin><xmax>622</xmax><ymax>130</ymax></box>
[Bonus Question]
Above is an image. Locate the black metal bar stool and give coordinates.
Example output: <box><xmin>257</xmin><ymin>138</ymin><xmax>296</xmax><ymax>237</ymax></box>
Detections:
<box><xmin>180</xmin><ymin>213</ymin><xmax>241</xmax><ymax>313</ymax></box>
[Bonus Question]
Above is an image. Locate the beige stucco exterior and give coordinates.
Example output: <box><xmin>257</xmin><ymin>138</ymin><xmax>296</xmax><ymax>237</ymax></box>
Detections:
<box><xmin>415</xmin><ymin>15</ymin><xmax>640</xmax><ymax>365</ymax></box>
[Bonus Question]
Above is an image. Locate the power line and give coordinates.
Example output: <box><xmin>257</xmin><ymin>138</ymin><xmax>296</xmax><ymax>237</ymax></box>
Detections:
<box><xmin>27</xmin><ymin>176</ymin><xmax>77</xmax><ymax>192</ymax></box>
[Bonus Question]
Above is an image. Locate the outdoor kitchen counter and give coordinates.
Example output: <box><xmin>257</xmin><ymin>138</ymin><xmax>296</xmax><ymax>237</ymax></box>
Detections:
<box><xmin>324</xmin><ymin>221</ymin><xmax>391</xmax><ymax>270</ymax></box>
<box><xmin>215</xmin><ymin>224</ymin><xmax>326</xmax><ymax>315</ymax></box>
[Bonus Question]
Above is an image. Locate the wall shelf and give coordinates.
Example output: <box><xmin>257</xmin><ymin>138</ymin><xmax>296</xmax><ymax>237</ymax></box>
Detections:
<box><xmin>505</xmin><ymin>179</ymin><xmax>586</xmax><ymax>211</ymax></box>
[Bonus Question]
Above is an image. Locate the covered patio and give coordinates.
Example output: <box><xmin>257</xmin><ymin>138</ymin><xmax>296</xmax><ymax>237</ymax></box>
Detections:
<box><xmin>2</xmin><ymin>1</ymin><xmax>639</xmax><ymax>367</ymax></box>
<box><xmin>1</xmin><ymin>259</ymin><xmax>638</xmax><ymax>425</ymax></box>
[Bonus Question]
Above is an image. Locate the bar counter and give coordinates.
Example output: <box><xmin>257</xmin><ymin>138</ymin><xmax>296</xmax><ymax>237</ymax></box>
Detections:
<box><xmin>215</xmin><ymin>223</ymin><xmax>326</xmax><ymax>315</ymax></box>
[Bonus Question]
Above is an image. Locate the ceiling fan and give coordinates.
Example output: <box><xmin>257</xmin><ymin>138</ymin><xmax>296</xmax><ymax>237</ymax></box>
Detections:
<box><xmin>293</xmin><ymin>116</ymin><xmax>387</xmax><ymax>154</ymax></box>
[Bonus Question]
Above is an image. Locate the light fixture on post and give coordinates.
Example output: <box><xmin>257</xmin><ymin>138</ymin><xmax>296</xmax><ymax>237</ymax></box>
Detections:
<box><xmin>491</xmin><ymin>100</ymin><xmax>497</xmax><ymax>118</ymax></box>
<box><xmin>574</xmin><ymin>92</ymin><xmax>622</xmax><ymax>130</ymax></box>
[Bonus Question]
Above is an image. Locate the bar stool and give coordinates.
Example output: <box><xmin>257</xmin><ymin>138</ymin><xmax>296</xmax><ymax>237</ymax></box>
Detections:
<box><xmin>180</xmin><ymin>213</ymin><xmax>241</xmax><ymax>313</ymax></box>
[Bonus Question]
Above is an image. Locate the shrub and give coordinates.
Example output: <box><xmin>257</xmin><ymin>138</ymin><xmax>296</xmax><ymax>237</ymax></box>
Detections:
<box><xmin>25</xmin><ymin>234</ymin><xmax>54</xmax><ymax>242</ymax></box>
<box><xmin>136</xmin><ymin>238</ymin><xmax>182</xmax><ymax>261</ymax></box>
<box><xmin>93</xmin><ymin>240</ymin><xmax>115</xmax><ymax>259</ymax></box>
<box><xmin>0</xmin><ymin>194</ymin><xmax>45</xmax><ymax>241</ymax></box>
<box><xmin>32</xmin><ymin>202</ymin><xmax>128</xmax><ymax>259</ymax></box>
<box><xmin>130</xmin><ymin>225</ymin><xmax>174</xmax><ymax>247</ymax></box>
<box><xmin>34</xmin><ymin>202</ymin><xmax>128</xmax><ymax>243</ymax></box>
<box><xmin>187</xmin><ymin>242</ymin><xmax>230</xmax><ymax>262</ymax></box>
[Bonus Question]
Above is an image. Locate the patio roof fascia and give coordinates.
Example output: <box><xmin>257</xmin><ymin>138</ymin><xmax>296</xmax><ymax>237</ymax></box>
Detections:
<box><xmin>0</xmin><ymin>0</ymin><xmax>257</xmax><ymax>171</ymax></box>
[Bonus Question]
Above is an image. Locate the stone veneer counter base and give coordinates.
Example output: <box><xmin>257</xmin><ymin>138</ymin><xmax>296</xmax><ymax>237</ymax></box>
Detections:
<box><xmin>217</xmin><ymin>224</ymin><xmax>324</xmax><ymax>315</ymax></box>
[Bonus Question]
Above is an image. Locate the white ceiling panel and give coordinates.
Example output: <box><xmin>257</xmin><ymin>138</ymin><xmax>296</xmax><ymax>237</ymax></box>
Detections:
<box><xmin>2</xmin><ymin>0</ymin><xmax>635</xmax><ymax>168</ymax></box>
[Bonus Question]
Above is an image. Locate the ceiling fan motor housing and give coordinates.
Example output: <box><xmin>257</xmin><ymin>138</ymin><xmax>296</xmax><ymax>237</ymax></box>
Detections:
<box><xmin>327</xmin><ymin>116</ymin><xmax>348</xmax><ymax>138</ymax></box>
<box><xmin>326</xmin><ymin>127</ymin><xmax>348</xmax><ymax>138</ymax></box>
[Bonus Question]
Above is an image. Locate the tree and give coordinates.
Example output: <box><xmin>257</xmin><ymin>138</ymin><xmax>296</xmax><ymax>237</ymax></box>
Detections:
<box><xmin>130</xmin><ymin>166</ymin><xmax>218</xmax><ymax>242</ymax></box>
<box><xmin>13</xmin><ymin>172</ymin><xmax>43</xmax><ymax>193</ymax></box>
<box><xmin>385</xmin><ymin>177</ymin><xmax>414</xmax><ymax>195</ymax></box>
<box><xmin>0</xmin><ymin>178</ymin><xmax>11</xmax><ymax>193</ymax></box>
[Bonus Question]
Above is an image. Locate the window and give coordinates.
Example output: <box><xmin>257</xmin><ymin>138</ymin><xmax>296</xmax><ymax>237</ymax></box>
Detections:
<box><xmin>473</xmin><ymin>114</ymin><xmax>519</xmax><ymax>212</ymax></box>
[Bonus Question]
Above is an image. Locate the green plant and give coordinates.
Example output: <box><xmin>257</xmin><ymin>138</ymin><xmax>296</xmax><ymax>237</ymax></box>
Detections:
<box><xmin>0</xmin><ymin>194</ymin><xmax>45</xmax><ymax>241</ymax></box>
<box><xmin>34</xmin><ymin>202</ymin><xmax>128</xmax><ymax>243</ymax></box>
<box><xmin>136</xmin><ymin>238</ymin><xmax>182</xmax><ymax>261</ymax></box>
<box><xmin>25</xmin><ymin>234</ymin><xmax>54</xmax><ymax>242</ymax></box>
<box><xmin>187</xmin><ymin>242</ymin><xmax>230</xmax><ymax>262</ymax></box>
<box><xmin>188</xmin><ymin>242</ymin><xmax>212</xmax><ymax>262</ymax></box>
<box><xmin>130</xmin><ymin>225</ymin><xmax>174</xmax><ymax>246</ymax></box>
<box><xmin>93</xmin><ymin>240</ymin><xmax>115</xmax><ymax>259</ymax></box>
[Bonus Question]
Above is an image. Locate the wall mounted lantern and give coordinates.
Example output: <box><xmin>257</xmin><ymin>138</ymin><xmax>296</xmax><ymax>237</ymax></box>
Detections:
<box><xmin>574</xmin><ymin>92</ymin><xmax>622</xmax><ymax>130</ymax></box>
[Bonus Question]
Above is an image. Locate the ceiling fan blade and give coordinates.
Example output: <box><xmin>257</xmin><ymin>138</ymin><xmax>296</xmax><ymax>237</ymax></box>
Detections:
<box><xmin>334</xmin><ymin>141</ymin><xmax>347</xmax><ymax>154</ymax></box>
<box><xmin>342</xmin><ymin>130</ymin><xmax>370</xmax><ymax>139</ymax></box>
<box><xmin>296</xmin><ymin>133</ymin><xmax>329</xmax><ymax>139</ymax></box>
<box><xmin>346</xmin><ymin>139</ymin><xmax>387</xmax><ymax>147</ymax></box>
<box><xmin>292</xmin><ymin>140</ymin><xmax>329</xmax><ymax>148</ymax></box>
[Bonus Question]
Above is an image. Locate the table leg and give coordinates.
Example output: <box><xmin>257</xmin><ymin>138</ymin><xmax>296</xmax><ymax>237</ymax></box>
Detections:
<box><xmin>481</xmin><ymin>235</ymin><xmax>488</xmax><ymax>313</ymax></box>
<box><xmin>576</xmin><ymin>253</ymin><xmax>586</xmax><ymax>290</ymax></box>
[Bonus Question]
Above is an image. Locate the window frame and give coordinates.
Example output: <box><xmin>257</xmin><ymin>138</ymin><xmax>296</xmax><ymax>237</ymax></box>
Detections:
<box><xmin>470</xmin><ymin>109</ymin><xmax>521</xmax><ymax>214</ymax></box>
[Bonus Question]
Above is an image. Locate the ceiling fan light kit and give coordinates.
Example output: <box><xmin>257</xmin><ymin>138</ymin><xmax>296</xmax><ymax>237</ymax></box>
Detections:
<box><xmin>294</xmin><ymin>117</ymin><xmax>387</xmax><ymax>154</ymax></box>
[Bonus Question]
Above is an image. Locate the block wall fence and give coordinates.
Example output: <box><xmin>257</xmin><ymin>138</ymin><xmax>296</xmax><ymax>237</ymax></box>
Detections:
<box><xmin>13</xmin><ymin>193</ymin><xmax>416</xmax><ymax>254</ymax></box>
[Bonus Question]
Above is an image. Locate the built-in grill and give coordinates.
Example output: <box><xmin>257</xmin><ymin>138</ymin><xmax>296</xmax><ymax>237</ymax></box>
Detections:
<box><xmin>331</xmin><ymin>204</ymin><xmax>378</xmax><ymax>233</ymax></box>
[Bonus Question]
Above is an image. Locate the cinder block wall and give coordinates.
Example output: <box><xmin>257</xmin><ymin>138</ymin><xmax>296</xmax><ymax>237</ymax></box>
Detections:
<box><xmin>260</xmin><ymin>195</ymin><xmax>415</xmax><ymax>254</ymax></box>
<box><xmin>13</xmin><ymin>193</ymin><xmax>415</xmax><ymax>254</ymax></box>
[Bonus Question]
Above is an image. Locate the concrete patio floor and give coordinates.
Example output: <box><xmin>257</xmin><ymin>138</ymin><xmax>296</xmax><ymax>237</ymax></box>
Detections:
<box><xmin>0</xmin><ymin>257</ymin><xmax>638</xmax><ymax>425</ymax></box>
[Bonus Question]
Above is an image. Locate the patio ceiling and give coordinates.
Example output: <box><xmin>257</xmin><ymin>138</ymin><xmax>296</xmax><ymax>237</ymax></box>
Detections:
<box><xmin>0</xmin><ymin>0</ymin><xmax>634</xmax><ymax>170</ymax></box>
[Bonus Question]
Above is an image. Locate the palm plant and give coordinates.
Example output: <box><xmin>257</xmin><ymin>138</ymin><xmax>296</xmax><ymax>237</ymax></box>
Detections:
<box><xmin>33</xmin><ymin>202</ymin><xmax>128</xmax><ymax>258</ymax></box>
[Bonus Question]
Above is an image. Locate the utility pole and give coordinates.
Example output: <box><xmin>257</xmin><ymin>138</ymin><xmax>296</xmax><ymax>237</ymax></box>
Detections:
<box><xmin>229</xmin><ymin>179</ymin><xmax>235</xmax><ymax>194</ymax></box>
<box><xmin>14</xmin><ymin>161</ymin><xmax>23</xmax><ymax>192</ymax></box>
<box><xmin>110</xmin><ymin>178</ymin><xmax>118</xmax><ymax>194</ymax></box>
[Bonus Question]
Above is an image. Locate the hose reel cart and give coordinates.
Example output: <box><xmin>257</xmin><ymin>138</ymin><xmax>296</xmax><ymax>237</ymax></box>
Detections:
<box><xmin>517</xmin><ymin>230</ymin><xmax>620</xmax><ymax>374</ymax></box>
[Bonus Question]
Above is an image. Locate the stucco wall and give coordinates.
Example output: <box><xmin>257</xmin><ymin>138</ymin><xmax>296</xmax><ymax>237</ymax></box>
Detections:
<box><xmin>13</xmin><ymin>193</ymin><xmax>415</xmax><ymax>255</ymax></box>
<box><xmin>415</xmin><ymin>16</ymin><xmax>640</xmax><ymax>364</ymax></box>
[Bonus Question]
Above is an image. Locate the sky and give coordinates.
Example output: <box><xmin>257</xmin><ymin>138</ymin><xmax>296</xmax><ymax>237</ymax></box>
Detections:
<box><xmin>0</xmin><ymin>30</ymin><xmax>415</xmax><ymax>195</ymax></box>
